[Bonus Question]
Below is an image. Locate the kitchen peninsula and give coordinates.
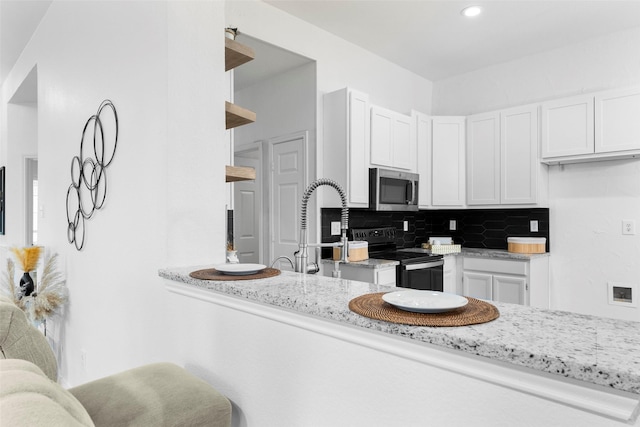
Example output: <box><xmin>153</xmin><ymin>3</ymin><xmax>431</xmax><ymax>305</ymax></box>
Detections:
<box><xmin>160</xmin><ymin>267</ymin><xmax>639</xmax><ymax>426</ymax></box>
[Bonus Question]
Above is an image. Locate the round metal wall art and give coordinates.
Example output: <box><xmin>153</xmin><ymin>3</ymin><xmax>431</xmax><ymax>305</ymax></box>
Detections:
<box><xmin>66</xmin><ymin>100</ymin><xmax>119</xmax><ymax>250</ymax></box>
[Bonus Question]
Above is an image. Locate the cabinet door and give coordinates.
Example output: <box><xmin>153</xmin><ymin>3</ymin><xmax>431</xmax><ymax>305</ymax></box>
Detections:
<box><xmin>541</xmin><ymin>94</ymin><xmax>594</xmax><ymax>158</ymax></box>
<box><xmin>493</xmin><ymin>275</ymin><xmax>527</xmax><ymax>305</ymax></box>
<box><xmin>393</xmin><ymin>113</ymin><xmax>413</xmax><ymax>171</ymax></box>
<box><xmin>595</xmin><ymin>87</ymin><xmax>640</xmax><ymax>153</ymax></box>
<box><xmin>432</xmin><ymin>117</ymin><xmax>466</xmax><ymax>206</ymax></box>
<box><xmin>323</xmin><ymin>88</ymin><xmax>369</xmax><ymax>208</ymax></box>
<box><xmin>467</xmin><ymin>112</ymin><xmax>500</xmax><ymax>205</ymax></box>
<box><xmin>348</xmin><ymin>91</ymin><xmax>370</xmax><ymax>205</ymax></box>
<box><xmin>501</xmin><ymin>105</ymin><xmax>538</xmax><ymax>204</ymax></box>
<box><xmin>463</xmin><ymin>272</ymin><xmax>492</xmax><ymax>300</ymax></box>
<box><xmin>415</xmin><ymin>111</ymin><xmax>432</xmax><ymax>208</ymax></box>
<box><xmin>370</xmin><ymin>106</ymin><xmax>394</xmax><ymax>167</ymax></box>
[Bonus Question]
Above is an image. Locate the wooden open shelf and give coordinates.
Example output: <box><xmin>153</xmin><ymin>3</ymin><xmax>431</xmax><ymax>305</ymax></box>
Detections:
<box><xmin>225</xmin><ymin>38</ymin><xmax>255</xmax><ymax>71</ymax></box>
<box><xmin>225</xmin><ymin>165</ymin><xmax>256</xmax><ymax>182</ymax></box>
<box><xmin>225</xmin><ymin>101</ymin><xmax>256</xmax><ymax>129</ymax></box>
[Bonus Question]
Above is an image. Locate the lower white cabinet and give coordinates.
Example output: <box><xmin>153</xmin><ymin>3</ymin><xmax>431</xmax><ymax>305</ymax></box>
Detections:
<box><xmin>321</xmin><ymin>263</ymin><xmax>396</xmax><ymax>286</ymax></box>
<box><xmin>462</xmin><ymin>256</ymin><xmax>549</xmax><ymax>308</ymax></box>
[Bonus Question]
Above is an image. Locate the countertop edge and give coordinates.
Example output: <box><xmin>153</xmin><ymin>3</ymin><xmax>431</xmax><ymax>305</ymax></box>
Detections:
<box><xmin>158</xmin><ymin>267</ymin><xmax>640</xmax><ymax>397</ymax></box>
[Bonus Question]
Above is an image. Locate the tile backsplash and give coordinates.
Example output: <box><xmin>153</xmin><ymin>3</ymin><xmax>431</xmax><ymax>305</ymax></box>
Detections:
<box><xmin>321</xmin><ymin>207</ymin><xmax>550</xmax><ymax>251</ymax></box>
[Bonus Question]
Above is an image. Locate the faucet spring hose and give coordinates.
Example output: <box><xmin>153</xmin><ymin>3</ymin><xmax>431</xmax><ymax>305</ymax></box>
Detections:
<box><xmin>300</xmin><ymin>178</ymin><xmax>349</xmax><ymax>231</ymax></box>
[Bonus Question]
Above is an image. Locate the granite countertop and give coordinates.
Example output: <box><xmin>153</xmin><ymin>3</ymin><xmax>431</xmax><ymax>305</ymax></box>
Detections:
<box><xmin>320</xmin><ymin>247</ymin><xmax>549</xmax><ymax>269</ymax></box>
<box><xmin>454</xmin><ymin>247</ymin><xmax>550</xmax><ymax>260</ymax></box>
<box><xmin>159</xmin><ymin>267</ymin><xmax>640</xmax><ymax>395</ymax></box>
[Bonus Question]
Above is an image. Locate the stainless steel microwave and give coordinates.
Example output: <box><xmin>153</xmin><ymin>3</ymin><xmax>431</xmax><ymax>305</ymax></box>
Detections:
<box><xmin>369</xmin><ymin>168</ymin><xmax>419</xmax><ymax>211</ymax></box>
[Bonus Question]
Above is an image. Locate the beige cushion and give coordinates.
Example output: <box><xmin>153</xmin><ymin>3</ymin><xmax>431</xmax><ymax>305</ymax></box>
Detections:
<box><xmin>0</xmin><ymin>295</ymin><xmax>58</xmax><ymax>381</ymax></box>
<box><xmin>69</xmin><ymin>362</ymin><xmax>232</xmax><ymax>427</ymax></box>
<box><xmin>0</xmin><ymin>359</ymin><xmax>94</xmax><ymax>426</ymax></box>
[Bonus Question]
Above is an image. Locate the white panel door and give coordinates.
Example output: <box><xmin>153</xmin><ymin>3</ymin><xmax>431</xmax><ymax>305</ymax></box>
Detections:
<box><xmin>234</xmin><ymin>154</ymin><xmax>261</xmax><ymax>264</ymax></box>
<box><xmin>595</xmin><ymin>87</ymin><xmax>640</xmax><ymax>153</ymax></box>
<box><xmin>541</xmin><ymin>94</ymin><xmax>594</xmax><ymax>158</ymax></box>
<box><xmin>432</xmin><ymin>117</ymin><xmax>466</xmax><ymax>206</ymax></box>
<box><xmin>466</xmin><ymin>112</ymin><xmax>500</xmax><ymax>205</ymax></box>
<box><xmin>501</xmin><ymin>105</ymin><xmax>538</xmax><ymax>204</ymax></box>
<box><xmin>270</xmin><ymin>134</ymin><xmax>306</xmax><ymax>271</ymax></box>
<box><xmin>493</xmin><ymin>275</ymin><xmax>527</xmax><ymax>305</ymax></box>
<box><xmin>463</xmin><ymin>272</ymin><xmax>492</xmax><ymax>300</ymax></box>
<box><xmin>370</xmin><ymin>106</ymin><xmax>394</xmax><ymax>167</ymax></box>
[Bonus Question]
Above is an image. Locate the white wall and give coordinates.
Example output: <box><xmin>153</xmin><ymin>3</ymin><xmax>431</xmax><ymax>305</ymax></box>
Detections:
<box><xmin>433</xmin><ymin>27</ymin><xmax>640</xmax><ymax>321</ymax></box>
<box><xmin>226</xmin><ymin>0</ymin><xmax>434</xmax><ymax>245</ymax></box>
<box><xmin>0</xmin><ymin>0</ymin><xmax>226</xmax><ymax>386</ymax></box>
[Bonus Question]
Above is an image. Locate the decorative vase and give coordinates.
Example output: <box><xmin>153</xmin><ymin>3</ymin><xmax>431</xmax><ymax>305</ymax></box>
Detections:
<box><xmin>226</xmin><ymin>250</ymin><xmax>239</xmax><ymax>264</ymax></box>
<box><xmin>19</xmin><ymin>272</ymin><xmax>35</xmax><ymax>298</ymax></box>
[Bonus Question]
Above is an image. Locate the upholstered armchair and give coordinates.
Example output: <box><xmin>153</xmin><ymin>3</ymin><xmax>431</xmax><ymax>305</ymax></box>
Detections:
<box><xmin>0</xmin><ymin>296</ymin><xmax>232</xmax><ymax>426</ymax></box>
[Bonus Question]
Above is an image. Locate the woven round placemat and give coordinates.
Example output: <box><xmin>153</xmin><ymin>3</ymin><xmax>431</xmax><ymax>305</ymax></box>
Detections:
<box><xmin>349</xmin><ymin>292</ymin><xmax>499</xmax><ymax>327</ymax></box>
<box><xmin>189</xmin><ymin>267</ymin><xmax>280</xmax><ymax>281</ymax></box>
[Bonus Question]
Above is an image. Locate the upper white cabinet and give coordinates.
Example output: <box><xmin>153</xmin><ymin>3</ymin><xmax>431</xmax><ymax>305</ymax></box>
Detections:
<box><xmin>541</xmin><ymin>94</ymin><xmax>593</xmax><ymax>158</ymax></box>
<box><xmin>432</xmin><ymin>117</ymin><xmax>466</xmax><ymax>206</ymax></box>
<box><xmin>467</xmin><ymin>112</ymin><xmax>500</xmax><ymax>205</ymax></box>
<box><xmin>413</xmin><ymin>111</ymin><xmax>432</xmax><ymax>208</ymax></box>
<box><xmin>467</xmin><ymin>106</ymin><xmax>539</xmax><ymax>205</ymax></box>
<box><xmin>595</xmin><ymin>87</ymin><xmax>640</xmax><ymax>153</ymax></box>
<box><xmin>541</xmin><ymin>87</ymin><xmax>640</xmax><ymax>163</ymax></box>
<box><xmin>370</xmin><ymin>106</ymin><xmax>414</xmax><ymax>171</ymax></box>
<box><xmin>323</xmin><ymin>88</ymin><xmax>370</xmax><ymax>207</ymax></box>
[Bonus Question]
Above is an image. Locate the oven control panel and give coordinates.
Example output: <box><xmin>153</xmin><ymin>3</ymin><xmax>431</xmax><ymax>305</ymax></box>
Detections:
<box><xmin>351</xmin><ymin>227</ymin><xmax>396</xmax><ymax>244</ymax></box>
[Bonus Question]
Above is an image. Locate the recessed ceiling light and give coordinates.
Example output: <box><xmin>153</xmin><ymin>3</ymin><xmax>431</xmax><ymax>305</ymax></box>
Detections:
<box><xmin>461</xmin><ymin>5</ymin><xmax>482</xmax><ymax>17</ymax></box>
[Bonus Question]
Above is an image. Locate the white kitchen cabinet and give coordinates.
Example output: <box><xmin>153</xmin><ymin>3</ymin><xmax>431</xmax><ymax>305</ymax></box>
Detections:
<box><xmin>370</xmin><ymin>106</ymin><xmax>414</xmax><ymax>171</ymax></box>
<box><xmin>321</xmin><ymin>262</ymin><xmax>396</xmax><ymax>286</ymax></box>
<box><xmin>323</xmin><ymin>88</ymin><xmax>370</xmax><ymax>207</ymax></box>
<box><xmin>462</xmin><ymin>271</ymin><xmax>493</xmax><ymax>300</ymax></box>
<box><xmin>541</xmin><ymin>94</ymin><xmax>593</xmax><ymax>159</ymax></box>
<box><xmin>594</xmin><ymin>87</ymin><xmax>640</xmax><ymax>153</ymax></box>
<box><xmin>467</xmin><ymin>112</ymin><xmax>500</xmax><ymax>205</ymax></box>
<box><xmin>467</xmin><ymin>106</ymin><xmax>538</xmax><ymax>206</ymax></box>
<box><xmin>501</xmin><ymin>105</ymin><xmax>538</xmax><ymax>204</ymax></box>
<box><xmin>462</xmin><ymin>256</ymin><xmax>549</xmax><ymax>308</ymax></box>
<box><xmin>432</xmin><ymin>117</ymin><xmax>466</xmax><ymax>206</ymax></box>
<box><xmin>413</xmin><ymin>111</ymin><xmax>432</xmax><ymax>208</ymax></box>
<box><xmin>493</xmin><ymin>275</ymin><xmax>528</xmax><ymax>305</ymax></box>
<box><xmin>541</xmin><ymin>86</ymin><xmax>640</xmax><ymax>163</ymax></box>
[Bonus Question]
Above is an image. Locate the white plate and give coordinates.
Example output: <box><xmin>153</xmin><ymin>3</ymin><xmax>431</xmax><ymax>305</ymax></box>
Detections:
<box><xmin>382</xmin><ymin>290</ymin><xmax>468</xmax><ymax>313</ymax></box>
<box><xmin>215</xmin><ymin>263</ymin><xmax>266</xmax><ymax>276</ymax></box>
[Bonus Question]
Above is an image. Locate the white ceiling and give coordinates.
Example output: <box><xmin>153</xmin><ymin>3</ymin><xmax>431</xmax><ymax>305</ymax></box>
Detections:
<box><xmin>2</xmin><ymin>1</ymin><xmax>640</xmax><ymax>87</ymax></box>
<box><xmin>264</xmin><ymin>0</ymin><xmax>640</xmax><ymax>81</ymax></box>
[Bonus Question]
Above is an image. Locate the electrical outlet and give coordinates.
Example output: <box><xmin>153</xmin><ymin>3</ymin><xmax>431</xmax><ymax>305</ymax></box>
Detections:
<box><xmin>331</xmin><ymin>221</ymin><xmax>341</xmax><ymax>236</ymax></box>
<box><xmin>622</xmin><ymin>220</ymin><xmax>636</xmax><ymax>235</ymax></box>
<box><xmin>449</xmin><ymin>220</ymin><xmax>456</xmax><ymax>231</ymax></box>
<box><xmin>403</xmin><ymin>221</ymin><xmax>408</xmax><ymax>231</ymax></box>
<box><xmin>530</xmin><ymin>220</ymin><xmax>539</xmax><ymax>232</ymax></box>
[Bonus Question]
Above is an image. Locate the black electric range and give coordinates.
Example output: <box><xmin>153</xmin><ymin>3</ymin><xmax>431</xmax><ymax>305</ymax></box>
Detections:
<box><xmin>351</xmin><ymin>227</ymin><xmax>444</xmax><ymax>290</ymax></box>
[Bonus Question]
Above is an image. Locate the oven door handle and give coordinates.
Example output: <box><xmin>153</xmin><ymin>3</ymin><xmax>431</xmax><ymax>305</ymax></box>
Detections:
<box><xmin>405</xmin><ymin>260</ymin><xmax>444</xmax><ymax>270</ymax></box>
